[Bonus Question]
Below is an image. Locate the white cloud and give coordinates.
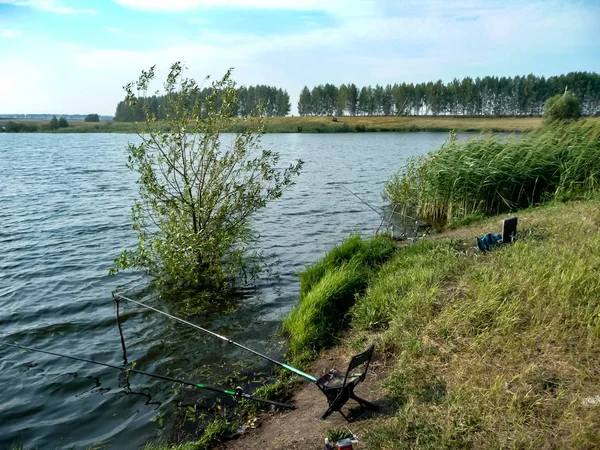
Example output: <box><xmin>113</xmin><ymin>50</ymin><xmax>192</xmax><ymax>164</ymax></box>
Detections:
<box><xmin>0</xmin><ymin>0</ymin><xmax>597</xmax><ymax>115</ymax></box>
<box><xmin>114</xmin><ymin>0</ymin><xmax>337</xmax><ymax>12</ymax></box>
<box><xmin>0</xmin><ymin>0</ymin><xmax>97</xmax><ymax>14</ymax></box>
<box><xmin>1</xmin><ymin>29</ymin><xmax>22</xmax><ymax>38</ymax></box>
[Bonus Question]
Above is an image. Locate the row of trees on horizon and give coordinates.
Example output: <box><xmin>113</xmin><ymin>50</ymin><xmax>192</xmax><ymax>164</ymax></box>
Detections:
<box><xmin>298</xmin><ymin>72</ymin><xmax>600</xmax><ymax>117</ymax></box>
<box><xmin>113</xmin><ymin>72</ymin><xmax>600</xmax><ymax>121</ymax></box>
<box><xmin>114</xmin><ymin>85</ymin><xmax>290</xmax><ymax>121</ymax></box>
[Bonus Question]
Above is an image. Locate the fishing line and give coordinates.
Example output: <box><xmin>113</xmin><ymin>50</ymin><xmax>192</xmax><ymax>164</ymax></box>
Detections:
<box><xmin>112</xmin><ymin>292</ymin><xmax>317</xmax><ymax>382</ymax></box>
<box><xmin>336</xmin><ymin>183</ymin><xmax>384</xmax><ymax>218</ymax></box>
<box><xmin>336</xmin><ymin>182</ymin><xmax>423</xmax><ymax>223</ymax></box>
<box><xmin>0</xmin><ymin>341</ymin><xmax>293</xmax><ymax>409</ymax></box>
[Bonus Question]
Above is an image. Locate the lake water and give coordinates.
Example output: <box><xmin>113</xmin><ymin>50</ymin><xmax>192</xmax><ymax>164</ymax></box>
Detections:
<box><xmin>0</xmin><ymin>132</ymin><xmax>459</xmax><ymax>449</ymax></box>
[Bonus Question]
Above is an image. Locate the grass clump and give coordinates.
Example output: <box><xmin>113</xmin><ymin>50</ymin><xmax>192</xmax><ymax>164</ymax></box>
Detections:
<box><xmin>384</xmin><ymin>119</ymin><xmax>600</xmax><ymax>222</ymax></box>
<box><xmin>298</xmin><ymin>234</ymin><xmax>396</xmax><ymax>298</ymax></box>
<box><xmin>327</xmin><ymin>427</ymin><xmax>354</xmax><ymax>442</ymax></box>
<box><xmin>284</xmin><ymin>234</ymin><xmax>397</xmax><ymax>365</ymax></box>
<box><xmin>283</xmin><ymin>261</ymin><xmax>370</xmax><ymax>365</ymax></box>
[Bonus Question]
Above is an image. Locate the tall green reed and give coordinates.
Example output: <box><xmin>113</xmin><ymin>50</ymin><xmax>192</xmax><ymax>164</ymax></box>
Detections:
<box><xmin>384</xmin><ymin>119</ymin><xmax>600</xmax><ymax>221</ymax></box>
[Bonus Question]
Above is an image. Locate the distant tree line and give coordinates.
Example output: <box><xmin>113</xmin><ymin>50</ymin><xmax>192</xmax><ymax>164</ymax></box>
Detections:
<box><xmin>114</xmin><ymin>85</ymin><xmax>291</xmax><ymax>121</ymax></box>
<box><xmin>298</xmin><ymin>72</ymin><xmax>600</xmax><ymax>117</ymax></box>
<box><xmin>0</xmin><ymin>115</ymin><xmax>69</xmax><ymax>133</ymax></box>
<box><xmin>0</xmin><ymin>114</ymin><xmax>112</xmax><ymax>121</ymax></box>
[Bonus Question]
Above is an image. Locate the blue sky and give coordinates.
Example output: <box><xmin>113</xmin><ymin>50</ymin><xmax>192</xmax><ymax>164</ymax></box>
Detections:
<box><xmin>0</xmin><ymin>0</ymin><xmax>598</xmax><ymax>115</ymax></box>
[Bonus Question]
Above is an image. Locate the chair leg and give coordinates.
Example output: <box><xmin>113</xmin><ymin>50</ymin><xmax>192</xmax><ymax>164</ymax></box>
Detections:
<box><xmin>349</xmin><ymin>392</ymin><xmax>379</xmax><ymax>411</ymax></box>
<box><xmin>322</xmin><ymin>402</ymin><xmax>338</xmax><ymax>420</ymax></box>
<box><xmin>338</xmin><ymin>408</ymin><xmax>350</xmax><ymax>422</ymax></box>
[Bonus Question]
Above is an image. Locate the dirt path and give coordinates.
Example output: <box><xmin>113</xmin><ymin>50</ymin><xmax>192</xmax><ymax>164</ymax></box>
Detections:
<box><xmin>214</xmin><ymin>347</ymin><xmax>394</xmax><ymax>450</ymax></box>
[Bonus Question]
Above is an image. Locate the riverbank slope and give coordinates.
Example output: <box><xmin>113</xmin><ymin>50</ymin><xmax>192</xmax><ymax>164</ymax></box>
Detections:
<box><xmin>219</xmin><ymin>198</ymin><xmax>600</xmax><ymax>449</ymax></box>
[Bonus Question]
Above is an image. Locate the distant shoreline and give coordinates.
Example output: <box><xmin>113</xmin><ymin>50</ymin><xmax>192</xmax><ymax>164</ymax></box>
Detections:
<box><xmin>0</xmin><ymin>116</ymin><xmax>545</xmax><ymax>134</ymax></box>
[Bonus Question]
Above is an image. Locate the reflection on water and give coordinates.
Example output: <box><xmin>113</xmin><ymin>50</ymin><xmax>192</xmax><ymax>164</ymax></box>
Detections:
<box><xmin>0</xmin><ymin>132</ymin><xmax>463</xmax><ymax>449</ymax></box>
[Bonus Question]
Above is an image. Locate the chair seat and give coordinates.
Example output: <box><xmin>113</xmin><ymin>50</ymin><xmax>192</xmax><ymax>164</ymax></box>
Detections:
<box><xmin>318</xmin><ymin>369</ymin><xmax>361</xmax><ymax>390</ymax></box>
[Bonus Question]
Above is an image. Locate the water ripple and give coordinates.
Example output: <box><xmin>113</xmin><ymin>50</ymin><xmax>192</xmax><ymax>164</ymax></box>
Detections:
<box><xmin>0</xmin><ymin>131</ymin><xmax>458</xmax><ymax>449</ymax></box>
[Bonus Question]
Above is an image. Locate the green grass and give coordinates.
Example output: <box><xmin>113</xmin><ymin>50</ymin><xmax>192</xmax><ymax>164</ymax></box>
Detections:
<box><xmin>282</xmin><ymin>261</ymin><xmax>370</xmax><ymax>365</ymax></box>
<box><xmin>346</xmin><ymin>199</ymin><xmax>600</xmax><ymax>449</ymax></box>
<box><xmin>351</xmin><ymin>239</ymin><xmax>461</xmax><ymax>332</ymax></box>
<box><xmin>384</xmin><ymin>118</ymin><xmax>600</xmax><ymax>222</ymax></box>
<box><xmin>282</xmin><ymin>234</ymin><xmax>397</xmax><ymax>365</ymax></box>
<box><xmin>298</xmin><ymin>234</ymin><xmax>396</xmax><ymax>298</ymax></box>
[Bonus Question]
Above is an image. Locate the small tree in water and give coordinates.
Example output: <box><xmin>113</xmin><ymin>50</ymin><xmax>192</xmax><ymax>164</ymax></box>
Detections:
<box><xmin>110</xmin><ymin>62</ymin><xmax>303</xmax><ymax>291</ymax></box>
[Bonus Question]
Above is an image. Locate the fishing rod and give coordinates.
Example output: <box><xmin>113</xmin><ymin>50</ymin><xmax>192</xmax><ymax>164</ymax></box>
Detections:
<box><xmin>337</xmin><ymin>183</ymin><xmax>423</xmax><ymax>223</ymax></box>
<box><xmin>0</xmin><ymin>341</ymin><xmax>293</xmax><ymax>409</ymax></box>
<box><xmin>112</xmin><ymin>293</ymin><xmax>318</xmax><ymax>383</ymax></box>
<box><xmin>336</xmin><ymin>183</ymin><xmax>384</xmax><ymax>218</ymax></box>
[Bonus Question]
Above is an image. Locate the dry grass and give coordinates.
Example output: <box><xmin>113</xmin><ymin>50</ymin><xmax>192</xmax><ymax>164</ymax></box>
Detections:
<box><xmin>1</xmin><ymin>116</ymin><xmax>555</xmax><ymax>134</ymax></box>
<box><xmin>264</xmin><ymin>115</ymin><xmax>544</xmax><ymax>132</ymax></box>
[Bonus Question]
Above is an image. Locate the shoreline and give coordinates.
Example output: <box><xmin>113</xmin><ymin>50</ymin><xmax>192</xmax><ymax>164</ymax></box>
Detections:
<box><xmin>0</xmin><ymin>116</ymin><xmax>545</xmax><ymax>134</ymax></box>
<box><xmin>216</xmin><ymin>198</ymin><xmax>600</xmax><ymax>449</ymax></box>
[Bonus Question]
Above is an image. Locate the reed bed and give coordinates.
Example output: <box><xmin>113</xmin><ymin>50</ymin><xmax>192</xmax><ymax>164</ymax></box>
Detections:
<box><xmin>384</xmin><ymin>119</ymin><xmax>600</xmax><ymax>222</ymax></box>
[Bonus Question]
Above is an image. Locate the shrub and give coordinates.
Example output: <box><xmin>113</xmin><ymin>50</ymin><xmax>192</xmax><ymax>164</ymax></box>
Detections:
<box><xmin>49</xmin><ymin>116</ymin><xmax>59</xmax><ymax>130</ymax></box>
<box><xmin>110</xmin><ymin>63</ymin><xmax>302</xmax><ymax>291</ymax></box>
<box><xmin>5</xmin><ymin>121</ymin><xmax>38</xmax><ymax>132</ymax></box>
<box><xmin>543</xmin><ymin>90</ymin><xmax>581</xmax><ymax>123</ymax></box>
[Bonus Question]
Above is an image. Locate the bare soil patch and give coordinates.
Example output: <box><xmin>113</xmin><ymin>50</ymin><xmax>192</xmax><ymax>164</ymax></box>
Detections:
<box><xmin>215</xmin><ymin>347</ymin><xmax>394</xmax><ymax>450</ymax></box>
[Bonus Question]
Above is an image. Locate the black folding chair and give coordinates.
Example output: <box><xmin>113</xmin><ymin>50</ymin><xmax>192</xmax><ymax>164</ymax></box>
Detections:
<box><xmin>316</xmin><ymin>345</ymin><xmax>379</xmax><ymax>421</ymax></box>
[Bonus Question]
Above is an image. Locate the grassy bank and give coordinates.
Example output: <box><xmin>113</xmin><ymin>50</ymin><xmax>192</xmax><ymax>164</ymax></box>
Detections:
<box><xmin>281</xmin><ymin>199</ymin><xmax>600</xmax><ymax>449</ymax></box>
<box><xmin>0</xmin><ymin>116</ymin><xmax>547</xmax><ymax>134</ymax></box>
<box><xmin>0</xmin><ymin>119</ymin><xmax>140</xmax><ymax>133</ymax></box>
<box><xmin>274</xmin><ymin>120</ymin><xmax>600</xmax><ymax>447</ymax></box>
<box><xmin>385</xmin><ymin>118</ymin><xmax>600</xmax><ymax>222</ymax></box>
<box><xmin>360</xmin><ymin>200</ymin><xmax>600</xmax><ymax>448</ymax></box>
